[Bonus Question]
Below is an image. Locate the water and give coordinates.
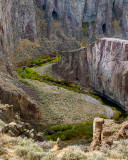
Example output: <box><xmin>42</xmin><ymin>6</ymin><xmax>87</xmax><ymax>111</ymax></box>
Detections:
<box><xmin>96</xmin><ymin>91</ymin><xmax>128</xmax><ymax>120</ymax></box>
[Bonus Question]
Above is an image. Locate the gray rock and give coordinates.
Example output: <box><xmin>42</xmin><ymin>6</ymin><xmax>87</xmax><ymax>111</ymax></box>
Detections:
<box><xmin>53</xmin><ymin>38</ymin><xmax>128</xmax><ymax>112</ymax></box>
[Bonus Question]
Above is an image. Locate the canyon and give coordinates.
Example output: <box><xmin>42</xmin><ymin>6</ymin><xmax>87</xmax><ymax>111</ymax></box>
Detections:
<box><xmin>0</xmin><ymin>0</ymin><xmax>127</xmax><ymax>122</ymax></box>
<box><xmin>0</xmin><ymin>0</ymin><xmax>128</xmax><ymax>159</ymax></box>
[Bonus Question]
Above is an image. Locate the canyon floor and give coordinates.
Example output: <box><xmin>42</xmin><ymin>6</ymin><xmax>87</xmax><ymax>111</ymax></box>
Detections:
<box><xmin>19</xmin><ymin>63</ymin><xmax>116</xmax><ymax>125</ymax></box>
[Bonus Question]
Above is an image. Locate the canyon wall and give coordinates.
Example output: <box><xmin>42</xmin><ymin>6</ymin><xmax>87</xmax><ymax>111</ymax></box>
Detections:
<box><xmin>0</xmin><ymin>0</ymin><xmax>37</xmax><ymax>74</ymax></box>
<box><xmin>35</xmin><ymin>0</ymin><xmax>128</xmax><ymax>40</ymax></box>
<box><xmin>1</xmin><ymin>0</ymin><xmax>128</xmax><ymax>69</ymax></box>
<box><xmin>0</xmin><ymin>0</ymin><xmax>40</xmax><ymax>120</ymax></box>
<box><xmin>1</xmin><ymin>0</ymin><xmax>128</xmax><ymax>71</ymax></box>
<box><xmin>53</xmin><ymin>38</ymin><xmax>128</xmax><ymax>112</ymax></box>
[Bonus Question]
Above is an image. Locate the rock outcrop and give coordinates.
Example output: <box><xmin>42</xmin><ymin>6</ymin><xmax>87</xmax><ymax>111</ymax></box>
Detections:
<box><xmin>2</xmin><ymin>121</ymin><xmax>45</xmax><ymax>141</ymax></box>
<box><xmin>53</xmin><ymin>38</ymin><xmax>128</xmax><ymax>111</ymax></box>
<box><xmin>90</xmin><ymin>118</ymin><xmax>128</xmax><ymax>149</ymax></box>
<box><xmin>0</xmin><ymin>73</ymin><xmax>41</xmax><ymax>120</ymax></box>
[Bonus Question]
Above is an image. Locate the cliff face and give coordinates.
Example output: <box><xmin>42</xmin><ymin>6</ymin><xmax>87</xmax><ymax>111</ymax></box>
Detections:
<box><xmin>1</xmin><ymin>0</ymin><xmax>128</xmax><ymax>71</ymax></box>
<box><xmin>53</xmin><ymin>38</ymin><xmax>128</xmax><ymax>112</ymax></box>
<box><xmin>35</xmin><ymin>0</ymin><xmax>128</xmax><ymax>40</ymax></box>
<box><xmin>1</xmin><ymin>0</ymin><xmax>128</xmax><ymax>72</ymax></box>
<box><xmin>0</xmin><ymin>0</ymin><xmax>40</xmax><ymax>120</ymax></box>
<box><xmin>36</xmin><ymin>0</ymin><xmax>85</xmax><ymax>39</ymax></box>
<box><xmin>0</xmin><ymin>0</ymin><xmax>37</xmax><ymax>74</ymax></box>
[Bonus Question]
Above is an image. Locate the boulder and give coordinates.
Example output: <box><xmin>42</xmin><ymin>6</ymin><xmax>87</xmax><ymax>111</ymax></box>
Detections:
<box><xmin>2</xmin><ymin>121</ymin><xmax>45</xmax><ymax>141</ymax></box>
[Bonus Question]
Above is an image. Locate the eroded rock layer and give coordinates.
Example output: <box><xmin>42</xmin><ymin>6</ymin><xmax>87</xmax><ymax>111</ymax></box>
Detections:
<box><xmin>53</xmin><ymin>38</ymin><xmax>128</xmax><ymax>111</ymax></box>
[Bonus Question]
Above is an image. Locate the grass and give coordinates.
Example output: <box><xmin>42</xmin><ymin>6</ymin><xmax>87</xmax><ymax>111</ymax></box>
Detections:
<box><xmin>19</xmin><ymin>80</ymin><xmax>32</xmax><ymax>86</ymax></box>
<box><xmin>14</xmin><ymin>39</ymin><xmax>41</xmax><ymax>65</ymax></box>
<box><xmin>45</xmin><ymin>121</ymin><xmax>93</xmax><ymax>141</ymax></box>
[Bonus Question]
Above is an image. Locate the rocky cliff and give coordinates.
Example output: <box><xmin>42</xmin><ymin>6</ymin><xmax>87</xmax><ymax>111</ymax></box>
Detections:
<box><xmin>0</xmin><ymin>0</ymin><xmax>40</xmax><ymax>120</ymax></box>
<box><xmin>35</xmin><ymin>0</ymin><xmax>128</xmax><ymax>40</ymax></box>
<box><xmin>53</xmin><ymin>38</ymin><xmax>128</xmax><ymax>112</ymax></box>
<box><xmin>0</xmin><ymin>0</ymin><xmax>37</xmax><ymax>74</ymax></box>
<box><xmin>1</xmin><ymin>0</ymin><xmax>128</xmax><ymax>70</ymax></box>
<box><xmin>0</xmin><ymin>73</ymin><xmax>41</xmax><ymax>121</ymax></box>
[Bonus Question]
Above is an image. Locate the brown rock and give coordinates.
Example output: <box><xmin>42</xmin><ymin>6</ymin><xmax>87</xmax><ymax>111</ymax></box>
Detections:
<box><xmin>0</xmin><ymin>74</ymin><xmax>41</xmax><ymax>120</ymax></box>
<box><xmin>116</xmin><ymin>121</ymin><xmax>128</xmax><ymax>140</ymax></box>
<box><xmin>90</xmin><ymin>118</ymin><xmax>104</xmax><ymax>148</ymax></box>
<box><xmin>90</xmin><ymin>118</ymin><xmax>128</xmax><ymax>150</ymax></box>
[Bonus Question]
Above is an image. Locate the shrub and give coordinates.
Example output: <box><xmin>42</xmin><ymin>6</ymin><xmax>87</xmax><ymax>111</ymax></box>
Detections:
<box><xmin>15</xmin><ymin>138</ymin><xmax>43</xmax><ymax>160</ymax></box>
<box><xmin>0</xmin><ymin>142</ymin><xmax>7</xmax><ymax>155</ymax></box>
<box><xmin>61</xmin><ymin>146</ymin><xmax>87</xmax><ymax>160</ymax></box>
<box><xmin>0</xmin><ymin>119</ymin><xmax>6</xmax><ymax>127</ymax></box>
<box><xmin>19</xmin><ymin>80</ymin><xmax>32</xmax><ymax>86</ymax></box>
<box><xmin>15</xmin><ymin>137</ymin><xmax>58</xmax><ymax>160</ymax></box>
<box><xmin>50</xmin><ymin>124</ymin><xmax>72</xmax><ymax>132</ymax></box>
<box><xmin>46</xmin><ymin>122</ymin><xmax>93</xmax><ymax>141</ymax></box>
<box><xmin>41</xmin><ymin>152</ymin><xmax>57</xmax><ymax>160</ymax></box>
<box><xmin>117</xmin><ymin>140</ymin><xmax>128</xmax><ymax>159</ymax></box>
<box><xmin>87</xmin><ymin>153</ymin><xmax>108</xmax><ymax>160</ymax></box>
<box><xmin>113</xmin><ymin>111</ymin><xmax>121</xmax><ymax>121</ymax></box>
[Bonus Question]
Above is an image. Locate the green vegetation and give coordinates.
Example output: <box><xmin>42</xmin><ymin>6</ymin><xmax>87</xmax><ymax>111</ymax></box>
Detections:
<box><xmin>17</xmin><ymin>54</ymin><xmax>61</xmax><ymax>68</ymax></box>
<box><xmin>113</xmin><ymin>111</ymin><xmax>122</xmax><ymax>121</ymax></box>
<box><xmin>18</xmin><ymin>66</ymin><xmax>87</xmax><ymax>94</ymax></box>
<box><xmin>82</xmin><ymin>22</ymin><xmax>89</xmax><ymax>37</ymax></box>
<box><xmin>45</xmin><ymin>122</ymin><xmax>93</xmax><ymax>141</ymax></box>
<box><xmin>81</xmin><ymin>22</ymin><xmax>89</xmax><ymax>47</ymax></box>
